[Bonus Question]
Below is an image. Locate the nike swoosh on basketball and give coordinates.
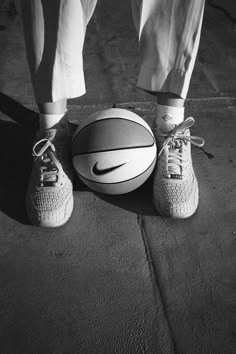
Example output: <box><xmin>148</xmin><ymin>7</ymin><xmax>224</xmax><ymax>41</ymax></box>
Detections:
<box><xmin>92</xmin><ymin>162</ymin><xmax>127</xmax><ymax>175</ymax></box>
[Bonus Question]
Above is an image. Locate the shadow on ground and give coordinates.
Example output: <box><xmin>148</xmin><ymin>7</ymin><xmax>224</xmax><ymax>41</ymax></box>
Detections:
<box><xmin>0</xmin><ymin>92</ymin><xmax>38</xmax><ymax>224</ymax></box>
<box><xmin>74</xmin><ymin>174</ymin><xmax>157</xmax><ymax>216</ymax></box>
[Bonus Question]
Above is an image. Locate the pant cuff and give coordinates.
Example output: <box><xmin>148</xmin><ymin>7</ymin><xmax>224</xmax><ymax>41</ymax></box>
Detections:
<box><xmin>137</xmin><ymin>66</ymin><xmax>190</xmax><ymax>99</ymax></box>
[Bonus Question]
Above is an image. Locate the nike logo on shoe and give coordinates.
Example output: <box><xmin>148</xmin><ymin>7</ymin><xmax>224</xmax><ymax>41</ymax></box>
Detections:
<box><xmin>92</xmin><ymin>162</ymin><xmax>126</xmax><ymax>175</ymax></box>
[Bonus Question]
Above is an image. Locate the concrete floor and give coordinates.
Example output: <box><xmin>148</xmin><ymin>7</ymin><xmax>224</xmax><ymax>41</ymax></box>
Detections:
<box><xmin>0</xmin><ymin>0</ymin><xmax>235</xmax><ymax>353</ymax></box>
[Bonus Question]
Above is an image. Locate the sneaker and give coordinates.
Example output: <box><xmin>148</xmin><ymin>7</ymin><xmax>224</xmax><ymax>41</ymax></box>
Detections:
<box><xmin>152</xmin><ymin>117</ymin><xmax>205</xmax><ymax>218</ymax></box>
<box><xmin>26</xmin><ymin>123</ymin><xmax>74</xmax><ymax>227</ymax></box>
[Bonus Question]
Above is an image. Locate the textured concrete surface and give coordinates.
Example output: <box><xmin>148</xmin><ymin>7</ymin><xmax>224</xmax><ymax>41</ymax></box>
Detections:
<box><xmin>0</xmin><ymin>0</ymin><xmax>235</xmax><ymax>353</ymax></box>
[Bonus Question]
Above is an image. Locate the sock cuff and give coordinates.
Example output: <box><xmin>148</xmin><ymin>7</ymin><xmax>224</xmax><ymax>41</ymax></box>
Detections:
<box><xmin>39</xmin><ymin>110</ymin><xmax>67</xmax><ymax>129</ymax></box>
<box><xmin>39</xmin><ymin>108</ymin><xmax>67</xmax><ymax>119</ymax></box>
<box><xmin>157</xmin><ymin>104</ymin><xmax>184</xmax><ymax>125</ymax></box>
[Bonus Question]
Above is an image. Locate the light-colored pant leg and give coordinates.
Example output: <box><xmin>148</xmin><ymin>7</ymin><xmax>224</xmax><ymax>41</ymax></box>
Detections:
<box><xmin>21</xmin><ymin>0</ymin><xmax>97</xmax><ymax>102</ymax></box>
<box><xmin>132</xmin><ymin>0</ymin><xmax>205</xmax><ymax>98</ymax></box>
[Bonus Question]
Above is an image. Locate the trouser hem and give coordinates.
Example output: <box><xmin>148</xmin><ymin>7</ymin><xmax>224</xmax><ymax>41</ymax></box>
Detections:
<box><xmin>137</xmin><ymin>67</ymin><xmax>190</xmax><ymax>99</ymax></box>
<box><xmin>33</xmin><ymin>74</ymin><xmax>86</xmax><ymax>103</ymax></box>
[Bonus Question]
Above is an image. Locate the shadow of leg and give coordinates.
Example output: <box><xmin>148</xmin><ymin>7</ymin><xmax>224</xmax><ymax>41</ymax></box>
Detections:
<box><xmin>0</xmin><ymin>91</ymin><xmax>39</xmax><ymax>132</ymax></box>
<box><xmin>0</xmin><ymin>93</ymin><xmax>39</xmax><ymax>224</ymax></box>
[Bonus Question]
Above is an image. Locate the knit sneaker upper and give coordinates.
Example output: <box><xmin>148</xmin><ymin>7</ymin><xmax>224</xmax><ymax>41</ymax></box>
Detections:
<box><xmin>153</xmin><ymin>117</ymin><xmax>205</xmax><ymax>218</ymax></box>
<box><xmin>26</xmin><ymin>126</ymin><xmax>73</xmax><ymax>227</ymax></box>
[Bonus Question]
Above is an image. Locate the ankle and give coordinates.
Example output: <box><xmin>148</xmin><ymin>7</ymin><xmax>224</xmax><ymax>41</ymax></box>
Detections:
<box><xmin>39</xmin><ymin>111</ymin><xmax>67</xmax><ymax>130</ymax></box>
<box><xmin>154</xmin><ymin>103</ymin><xmax>185</xmax><ymax>133</ymax></box>
<box><xmin>38</xmin><ymin>98</ymin><xmax>67</xmax><ymax>114</ymax></box>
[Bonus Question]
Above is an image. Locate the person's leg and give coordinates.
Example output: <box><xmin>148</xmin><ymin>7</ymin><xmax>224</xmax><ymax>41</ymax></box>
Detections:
<box><xmin>132</xmin><ymin>0</ymin><xmax>205</xmax><ymax>97</ymax></box>
<box><xmin>21</xmin><ymin>0</ymin><xmax>97</xmax><ymax>227</ymax></box>
<box><xmin>131</xmin><ymin>0</ymin><xmax>205</xmax><ymax>218</ymax></box>
<box><xmin>21</xmin><ymin>0</ymin><xmax>97</xmax><ymax>125</ymax></box>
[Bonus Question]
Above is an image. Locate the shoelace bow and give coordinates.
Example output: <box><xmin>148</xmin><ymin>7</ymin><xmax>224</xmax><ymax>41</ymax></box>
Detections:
<box><xmin>156</xmin><ymin>117</ymin><xmax>205</xmax><ymax>177</ymax></box>
<box><xmin>32</xmin><ymin>138</ymin><xmax>61</xmax><ymax>187</ymax></box>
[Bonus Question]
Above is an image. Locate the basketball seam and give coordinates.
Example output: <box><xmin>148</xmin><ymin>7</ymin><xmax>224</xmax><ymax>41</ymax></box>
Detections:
<box><xmin>72</xmin><ymin>143</ymin><xmax>156</xmax><ymax>156</ymax></box>
<box><xmin>75</xmin><ymin>156</ymin><xmax>157</xmax><ymax>185</ymax></box>
<box><xmin>72</xmin><ymin>117</ymin><xmax>154</xmax><ymax>141</ymax></box>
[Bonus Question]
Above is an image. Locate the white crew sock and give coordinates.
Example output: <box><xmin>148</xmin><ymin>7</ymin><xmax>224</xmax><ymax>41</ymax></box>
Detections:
<box><xmin>39</xmin><ymin>111</ymin><xmax>67</xmax><ymax>130</ymax></box>
<box><xmin>154</xmin><ymin>104</ymin><xmax>185</xmax><ymax>133</ymax></box>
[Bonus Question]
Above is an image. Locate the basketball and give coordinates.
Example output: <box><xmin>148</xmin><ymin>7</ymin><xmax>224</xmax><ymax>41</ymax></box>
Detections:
<box><xmin>71</xmin><ymin>108</ymin><xmax>157</xmax><ymax>194</ymax></box>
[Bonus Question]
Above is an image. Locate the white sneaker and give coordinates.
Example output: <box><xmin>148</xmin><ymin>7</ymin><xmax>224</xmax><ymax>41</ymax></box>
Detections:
<box><xmin>26</xmin><ymin>124</ymin><xmax>73</xmax><ymax>227</ymax></box>
<box><xmin>152</xmin><ymin>117</ymin><xmax>205</xmax><ymax>218</ymax></box>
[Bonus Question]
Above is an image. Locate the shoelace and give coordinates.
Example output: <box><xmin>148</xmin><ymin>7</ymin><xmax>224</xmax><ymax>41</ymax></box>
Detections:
<box><xmin>156</xmin><ymin>117</ymin><xmax>205</xmax><ymax>177</ymax></box>
<box><xmin>32</xmin><ymin>138</ymin><xmax>61</xmax><ymax>187</ymax></box>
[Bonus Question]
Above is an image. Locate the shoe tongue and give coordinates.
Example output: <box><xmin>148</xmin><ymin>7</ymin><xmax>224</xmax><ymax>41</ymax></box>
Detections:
<box><xmin>38</xmin><ymin>127</ymin><xmax>67</xmax><ymax>143</ymax></box>
<box><xmin>39</xmin><ymin>150</ymin><xmax>58</xmax><ymax>186</ymax></box>
<box><xmin>160</xmin><ymin>124</ymin><xmax>183</xmax><ymax>177</ymax></box>
<box><xmin>38</xmin><ymin>128</ymin><xmax>57</xmax><ymax>141</ymax></box>
<box><xmin>168</xmin><ymin>141</ymin><xmax>182</xmax><ymax>177</ymax></box>
<box><xmin>43</xmin><ymin>175</ymin><xmax>57</xmax><ymax>186</ymax></box>
<box><xmin>160</xmin><ymin>122</ymin><xmax>176</xmax><ymax>134</ymax></box>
